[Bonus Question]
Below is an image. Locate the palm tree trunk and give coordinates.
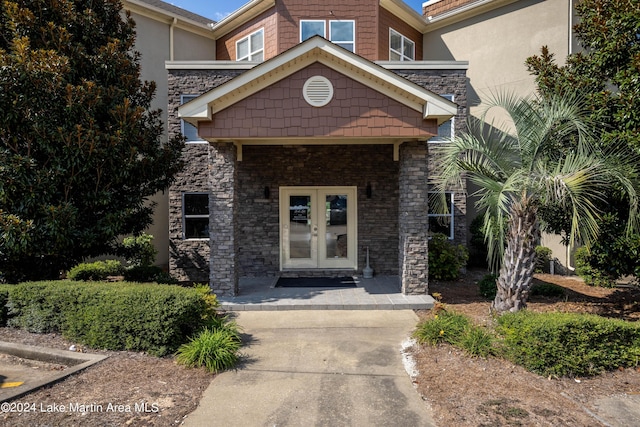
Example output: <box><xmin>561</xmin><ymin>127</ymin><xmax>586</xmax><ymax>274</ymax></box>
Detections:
<box><xmin>492</xmin><ymin>195</ymin><xmax>540</xmax><ymax>313</ymax></box>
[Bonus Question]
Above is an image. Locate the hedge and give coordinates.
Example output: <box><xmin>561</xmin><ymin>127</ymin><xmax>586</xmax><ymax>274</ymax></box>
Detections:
<box><xmin>3</xmin><ymin>281</ymin><xmax>215</xmax><ymax>356</ymax></box>
<box><xmin>496</xmin><ymin>311</ymin><xmax>640</xmax><ymax>377</ymax></box>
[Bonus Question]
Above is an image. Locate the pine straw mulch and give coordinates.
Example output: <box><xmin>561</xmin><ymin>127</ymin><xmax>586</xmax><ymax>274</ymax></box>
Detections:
<box><xmin>412</xmin><ymin>270</ymin><xmax>640</xmax><ymax>427</ymax></box>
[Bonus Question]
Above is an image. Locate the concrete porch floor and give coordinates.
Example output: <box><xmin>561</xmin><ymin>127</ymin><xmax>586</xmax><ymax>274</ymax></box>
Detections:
<box><xmin>217</xmin><ymin>276</ymin><xmax>435</xmax><ymax>311</ymax></box>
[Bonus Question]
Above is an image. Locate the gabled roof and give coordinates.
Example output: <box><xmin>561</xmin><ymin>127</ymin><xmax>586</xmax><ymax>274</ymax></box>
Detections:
<box><xmin>179</xmin><ymin>36</ymin><xmax>457</xmax><ymax>126</ymax></box>
<box><xmin>210</xmin><ymin>0</ymin><xmax>429</xmax><ymax>38</ymax></box>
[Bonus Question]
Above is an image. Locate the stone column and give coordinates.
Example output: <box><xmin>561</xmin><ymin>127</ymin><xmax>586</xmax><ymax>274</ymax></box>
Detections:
<box><xmin>398</xmin><ymin>141</ymin><xmax>429</xmax><ymax>295</ymax></box>
<box><xmin>208</xmin><ymin>142</ymin><xmax>239</xmax><ymax>296</ymax></box>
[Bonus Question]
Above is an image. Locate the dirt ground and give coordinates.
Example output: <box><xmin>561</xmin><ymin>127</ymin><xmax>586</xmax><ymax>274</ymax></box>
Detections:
<box><xmin>0</xmin><ymin>271</ymin><xmax>639</xmax><ymax>426</ymax></box>
<box><xmin>413</xmin><ymin>270</ymin><xmax>640</xmax><ymax>427</ymax></box>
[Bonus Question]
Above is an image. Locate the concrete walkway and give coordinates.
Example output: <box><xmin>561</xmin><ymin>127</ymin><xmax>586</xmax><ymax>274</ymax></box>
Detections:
<box><xmin>217</xmin><ymin>276</ymin><xmax>435</xmax><ymax>311</ymax></box>
<box><xmin>182</xmin><ymin>310</ymin><xmax>436</xmax><ymax>427</ymax></box>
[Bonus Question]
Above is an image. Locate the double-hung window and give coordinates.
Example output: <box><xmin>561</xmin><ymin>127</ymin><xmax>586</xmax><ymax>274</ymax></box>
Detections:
<box><xmin>430</xmin><ymin>94</ymin><xmax>455</xmax><ymax>142</ymax></box>
<box><xmin>180</xmin><ymin>95</ymin><xmax>204</xmax><ymax>143</ymax></box>
<box><xmin>236</xmin><ymin>28</ymin><xmax>264</xmax><ymax>61</ymax></box>
<box><xmin>428</xmin><ymin>191</ymin><xmax>455</xmax><ymax>239</ymax></box>
<box><xmin>301</xmin><ymin>20</ymin><xmax>355</xmax><ymax>52</ymax></box>
<box><xmin>389</xmin><ymin>29</ymin><xmax>415</xmax><ymax>61</ymax></box>
<box><xmin>183</xmin><ymin>193</ymin><xmax>209</xmax><ymax>239</ymax></box>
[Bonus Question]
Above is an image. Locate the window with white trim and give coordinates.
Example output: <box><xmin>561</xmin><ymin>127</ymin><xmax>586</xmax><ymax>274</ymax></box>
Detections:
<box><xmin>180</xmin><ymin>95</ymin><xmax>204</xmax><ymax>143</ymax></box>
<box><xmin>182</xmin><ymin>193</ymin><xmax>209</xmax><ymax>239</ymax></box>
<box><xmin>236</xmin><ymin>28</ymin><xmax>264</xmax><ymax>62</ymax></box>
<box><xmin>428</xmin><ymin>191</ymin><xmax>455</xmax><ymax>239</ymax></box>
<box><xmin>430</xmin><ymin>94</ymin><xmax>455</xmax><ymax>142</ymax></box>
<box><xmin>389</xmin><ymin>29</ymin><xmax>415</xmax><ymax>61</ymax></box>
<box><xmin>300</xmin><ymin>20</ymin><xmax>355</xmax><ymax>52</ymax></box>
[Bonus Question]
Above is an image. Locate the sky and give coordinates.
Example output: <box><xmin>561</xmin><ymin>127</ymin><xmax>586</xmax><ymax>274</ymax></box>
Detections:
<box><xmin>168</xmin><ymin>1</ymin><xmax>426</xmax><ymax>22</ymax></box>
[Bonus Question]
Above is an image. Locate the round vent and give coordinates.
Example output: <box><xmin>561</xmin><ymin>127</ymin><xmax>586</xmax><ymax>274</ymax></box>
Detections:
<box><xmin>303</xmin><ymin>76</ymin><xmax>334</xmax><ymax>107</ymax></box>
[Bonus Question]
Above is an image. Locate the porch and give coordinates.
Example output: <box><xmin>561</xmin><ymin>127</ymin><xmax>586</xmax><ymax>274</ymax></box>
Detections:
<box><xmin>217</xmin><ymin>276</ymin><xmax>435</xmax><ymax>311</ymax></box>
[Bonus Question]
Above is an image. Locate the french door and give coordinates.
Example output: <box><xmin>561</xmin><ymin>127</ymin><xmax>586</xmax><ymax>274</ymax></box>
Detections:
<box><xmin>280</xmin><ymin>187</ymin><xmax>357</xmax><ymax>270</ymax></box>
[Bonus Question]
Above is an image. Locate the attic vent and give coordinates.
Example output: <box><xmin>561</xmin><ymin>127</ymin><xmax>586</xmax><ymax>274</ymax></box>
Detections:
<box><xmin>303</xmin><ymin>76</ymin><xmax>334</xmax><ymax>107</ymax></box>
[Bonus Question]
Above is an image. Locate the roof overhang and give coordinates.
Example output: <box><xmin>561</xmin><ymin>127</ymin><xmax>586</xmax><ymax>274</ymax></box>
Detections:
<box><xmin>379</xmin><ymin>0</ymin><xmax>430</xmax><ymax>32</ymax></box>
<box><xmin>124</xmin><ymin>0</ymin><xmax>216</xmax><ymax>39</ymax></box>
<box><xmin>424</xmin><ymin>0</ymin><xmax>519</xmax><ymax>32</ymax></box>
<box><xmin>210</xmin><ymin>0</ymin><xmax>276</xmax><ymax>39</ymax></box>
<box><xmin>179</xmin><ymin>37</ymin><xmax>457</xmax><ymax>127</ymax></box>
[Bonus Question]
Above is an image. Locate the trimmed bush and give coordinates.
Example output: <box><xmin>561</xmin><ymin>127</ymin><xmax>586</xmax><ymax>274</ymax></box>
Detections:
<box><xmin>118</xmin><ymin>233</ymin><xmax>158</xmax><ymax>268</ymax></box>
<box><xmin>428</xmin><ymin>233</ymin><xmax>469</xmax><ymax>280</ymax></box>
<box><xmin>175</xmin><ymin>326</ymin><xmax>242</xmax><ymax>373</ymax></box>
<box><xmin>496</xmin><ymin>311</ymin><xmax>640</xmax><ymax>377</ymax></box>
<box><xmin>123</xmin><ymin>265</ymin><xmax>177</xmax><ymax>284</ymax></box>
<box><xmin>68</xmin><ymin>260</ymin><xmax>124</xmax><ymax>281</ymax></box>
<box><xmin>478</xmin><ymin>274</ymin><xmax>498</xmax><ymax>299</ymax></box>
<box><xmin>5</xmin><ymin>281</ymin><xmax>215</xmax><ymax>356</ymax></box>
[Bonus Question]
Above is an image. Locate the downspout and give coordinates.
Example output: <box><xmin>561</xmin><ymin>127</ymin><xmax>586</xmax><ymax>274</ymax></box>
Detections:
<box><xmin>568</xmin><ymin>0</ymin><xmax>573</xmax><ymax>55</ymax></box>
<box><xmin>170</xmin><ymin>17</ymin><xmax>177</xmax><ymax>61</ymax></box>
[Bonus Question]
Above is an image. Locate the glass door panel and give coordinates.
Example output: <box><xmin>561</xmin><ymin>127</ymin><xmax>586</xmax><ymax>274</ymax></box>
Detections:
<box><xmin>280</xmin><ymin>187</ymin><xmax>356</xmax><ymax>270</ymax></box>
<box><xmin>289</xmin><ymin>195</ymin><xmax>312</xmax><ymax>259</ymax></box>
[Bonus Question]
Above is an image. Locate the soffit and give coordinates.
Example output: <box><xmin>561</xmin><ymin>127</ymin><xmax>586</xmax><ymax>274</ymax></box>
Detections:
<box><xmin>124</xmin><ymin>0</ymin><xmax>216</xmax><ymax>38</ymax></box>
<box><xmin>209</xmin><ymin>0</ymin><xmax>276</xmax><ymax>38</ymax></box>
<box><xmin>179</xmin><ymin>37</ymin><xmax>457</xmax><ymax>126</ymax></box>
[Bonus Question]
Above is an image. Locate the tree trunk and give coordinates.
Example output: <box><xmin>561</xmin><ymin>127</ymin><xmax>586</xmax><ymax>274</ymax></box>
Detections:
<box><xmin>492</xmin><ymin>196</ymin><xmax>540</xmax><ymax>313</ymax></box>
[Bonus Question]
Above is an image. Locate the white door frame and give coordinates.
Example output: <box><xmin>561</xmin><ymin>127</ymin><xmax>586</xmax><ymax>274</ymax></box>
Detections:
<box><xmin>279</xmin><ymin>186</ymin><xmax>357</xmax><ymax>270</ymax></box>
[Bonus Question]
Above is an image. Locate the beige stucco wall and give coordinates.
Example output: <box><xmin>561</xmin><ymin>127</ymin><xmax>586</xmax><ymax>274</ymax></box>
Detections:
<box><xmin>130</xmin><ymin>12</ymin><xmax>215</xmax><ymax>268</ymax></box>
<box><xmin>422</xmin><ymin>0</ymin><xmax>574</xmax><ymax>268</ymax></box>
<box><xmin>423</xmin><ymin>0</ymin><xmax>571</xmax><ymax>121</ymax></box>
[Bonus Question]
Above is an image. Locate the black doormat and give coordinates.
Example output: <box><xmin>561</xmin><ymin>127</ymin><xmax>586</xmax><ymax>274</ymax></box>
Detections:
<box><xmin>275</xmin><ymin>277</ymin><xmax>358</xmax><ymax>288</ymax></box>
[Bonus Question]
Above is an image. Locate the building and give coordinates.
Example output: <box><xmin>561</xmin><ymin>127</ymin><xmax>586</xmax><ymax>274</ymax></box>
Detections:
<box><xmin>165</xmin><ymin>0</ymin><xmax>469</xmax><ymax>296</ymax></box>
<box><xmin>421</xmin><ymin>0</ymin><xmax>579</xmax><ymax>270</ymax></box>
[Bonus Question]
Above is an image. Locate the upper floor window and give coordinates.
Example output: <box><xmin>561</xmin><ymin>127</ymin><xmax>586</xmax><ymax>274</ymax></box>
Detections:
<box><xmin>300</xmin><ymin>20</ymin><xmax>355</xmax><ymax>52</ymax></box>
<box><xmin>180</xmin><ymin>95</ymin><xmax>204</xmax><ymax>143</ymax></box>
<box><xmin>236</xmin><ymin>28</ymin><xmax>264</xmax><ymax>61</ymax></box>
<box><xmin>389</xmin><ymin>29</ymin><xmax>414</xmax><ymax>61</ymax></box>
<box><xmin>430</xmin><ymin>94</ymin><xmax>455</xmax><ymax>143</ymax></box>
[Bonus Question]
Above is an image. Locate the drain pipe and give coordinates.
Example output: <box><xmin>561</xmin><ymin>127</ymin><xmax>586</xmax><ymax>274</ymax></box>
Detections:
<box><xmin>169</xmin><ymin>17</ymin><xmax>177</xmax><ymax>62</ymax></box>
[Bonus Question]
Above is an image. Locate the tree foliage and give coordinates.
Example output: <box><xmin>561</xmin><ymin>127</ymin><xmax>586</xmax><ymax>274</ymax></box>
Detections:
<box><xmin>526</xmin><ymin>0</ymin><xmax>640</xmax><ymax>283</ymax></box>
<box><xmin>0</xmin><ymin>0</ymin><xmax>184</xmax><ymax>282</ymax></box>
<box><xmin>433</xmin><ymin>92</ymin><xmax>640</xmax><ymax>312</ymax></box>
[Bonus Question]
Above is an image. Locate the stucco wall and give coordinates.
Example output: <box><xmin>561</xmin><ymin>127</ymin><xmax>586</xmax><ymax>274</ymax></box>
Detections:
<box><xmin>131</xmin><ymin>12</ymin><xmax>215</xmax><ymax>269</ymax></box>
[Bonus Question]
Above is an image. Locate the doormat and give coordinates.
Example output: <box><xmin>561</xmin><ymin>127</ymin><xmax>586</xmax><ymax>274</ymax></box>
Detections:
<box><xmin>275</xmin><ymin>277</ymin><xmax>358</xmax><ymax>288</ymax></box>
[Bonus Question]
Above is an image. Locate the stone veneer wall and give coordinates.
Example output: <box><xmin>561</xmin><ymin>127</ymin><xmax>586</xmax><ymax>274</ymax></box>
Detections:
<box><xmin>167</xmin><ymin>67</ymin><xmax>467</xmax><ymax>290</ymax></box>
<box><xmin>238</xmin><ymin>144</ymin><xmax>399</xmax><ymax>277</ymax></box>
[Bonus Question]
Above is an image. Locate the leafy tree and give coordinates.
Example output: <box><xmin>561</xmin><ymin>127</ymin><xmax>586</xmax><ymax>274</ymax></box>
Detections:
<box><xmin>0</xmin><ymin>0</ymin><xmax>184</xmax><ymax>282</ymax></box>
<box><xmin>433</xmin><ymin>92</ymin><xmax>639</xmax><ymax>313</ymax></box>
<box><xmin>526</xmin><ymin>0</ymin><xmax>640</xmax><ymax>282</ymax></box>
<box><xmin>526</xmin><ymin>0</ymin><xmax>640</xmax><ymax>152</ymax></box>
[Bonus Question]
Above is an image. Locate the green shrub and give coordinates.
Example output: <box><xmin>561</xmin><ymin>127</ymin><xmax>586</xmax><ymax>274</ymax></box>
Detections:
<box><xmin>534</xmin><ymin>246</ymin><xmax>552</xmax><ymax>273</ymax></box>
<box><xmin>175</xmin><ymin>327</ymin><xmax>241</xmax><ymax>373</ymax></box>
<box><xmin>456</xmin><ymin>325</ymin><xmax>495</xmax><ymax>357</ymax></box>
<box><xmin>496</xmin><ymin>311</ymin><xmax>640</xmax><ymax>377</ymax></box>
<box><xmin>68</xmin><ymin>260</ymin><xmax>124</xmax><ymax>281</ymax></box>
<box><xmin>573</xmin><ymin>213</ymin><xmax>640</xmax><ymax>287</ymax></box>
<box><xmin>414</xmin><ymin>310</ymin><xmax>471</xmax><ymax>345</ymax></box>
<box><xmin>575</xmin><ymin>247</ymin><xmax>617</xmax><ymax>287</ymax></box>
<box><xmin>415</xmin><ymin>310</ymin><xmax>494</xmax><ymax>357</ymax></box>
<box><xmin>0</xmin><ymin>284</ymin><xmax>12</xmax><ymax>326</ymax></box>
<box><xmin>530</xmin><ymin>282</ymin><xmax>565</xmax><ymax>297</ymax></box>
<box><xmin>478</xmin><ymin>274</ymin><xmax>498</xmax><ymax>299</ymax></box>
<box><xmin>118</xmin><ymin>233</ymin><xmax>157</xmax><ymax>268</ymax></box>
<box><xmin>5</xmin><ymin>281</ymin><xmax>215</xmax><ymax>356</ymax></box>
<box><xmin>428</xmin><ymin>233</ymin><xmax>469</xmax><ymax>280</ymax></box>
<box><xmin>123</xmin><ymin>265</ymin><xmax>177</xmax><ymax>284</ymax></box>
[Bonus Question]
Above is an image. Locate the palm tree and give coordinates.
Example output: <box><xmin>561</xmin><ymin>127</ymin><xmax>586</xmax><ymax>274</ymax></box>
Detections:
<box><xmin>433</xmin><ymin>93</ymin><xmax>639</xmax><ymax>313</ymax></box>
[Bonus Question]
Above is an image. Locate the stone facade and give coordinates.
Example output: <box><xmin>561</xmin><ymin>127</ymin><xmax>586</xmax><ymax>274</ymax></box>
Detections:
<box><xmin>168</xmin><ymin>66</ymin><xmax>467</xmax><ymax>295</ymax></box>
